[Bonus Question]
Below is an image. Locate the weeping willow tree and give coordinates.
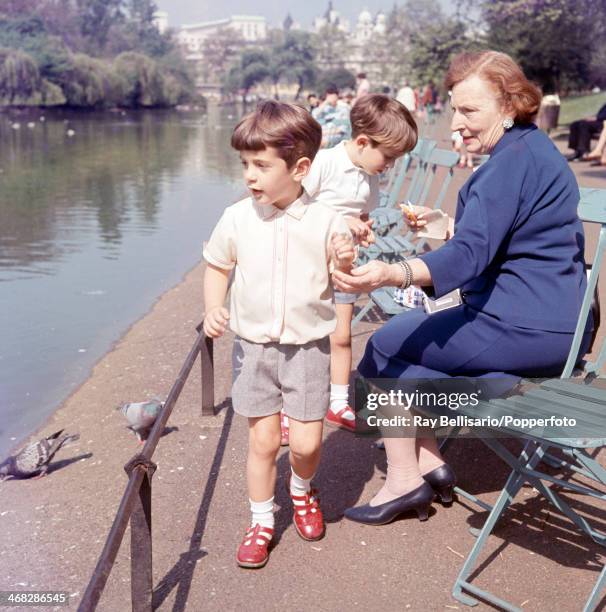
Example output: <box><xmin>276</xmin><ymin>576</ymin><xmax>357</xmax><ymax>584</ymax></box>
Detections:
<box><xmin>113</xmin><ymin>51</ymin><xmax>195</xmax><ymax>107</ymax></box>
<box><xmin>0</xmin><ymin>47</ymin><xmax>40</xmax><ymax>103</ymax></box>
<box><xmin>60</xmin><ymin>53</ymin><xmax>124</xmax><ymax>107</ymax></box>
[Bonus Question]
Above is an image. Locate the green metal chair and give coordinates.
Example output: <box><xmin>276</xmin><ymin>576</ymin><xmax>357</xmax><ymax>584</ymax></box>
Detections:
<box><xmin>439</xmin><ymin>187</ymin><xmax>606</xmax><ymax>611</ymax></box>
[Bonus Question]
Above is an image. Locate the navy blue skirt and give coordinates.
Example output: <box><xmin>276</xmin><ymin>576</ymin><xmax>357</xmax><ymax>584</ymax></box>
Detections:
<box><xmin>358</xmin><ymin>305</ymin><xmax>592</xmax><ymax>380</ymax></box>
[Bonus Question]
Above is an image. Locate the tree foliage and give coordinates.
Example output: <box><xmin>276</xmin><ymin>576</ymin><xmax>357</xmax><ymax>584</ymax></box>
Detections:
<box><xmin>201</xmin><ymin>27</ymin><xmax>244</xmax><ymax>86</ymax></box>
<box><xmin>312</xmin><ymin>23</ymin><xmax>350</xmax><ymax>72</ymax></box>
<box><xmin>481</xmin><ymin>0</ymin><xmax>606</xmax><ymax>92</ymax></box>
<box><xmin>315</xmin><ymin>67</ymin><xmax>356</xmax><ymax>95</ymax></box>
<box><xmin>224</xmin><ymin>47</ymin><xmax>271</xmax><ymax>96</ymax></box>
<box><xmin>0</xmin><ymin>47</ymin><xmax>40</xmax><ymax>102</ymax></box>
<box><xmin>0</xmin><ymin>0</ymin><xmax>197</xmax><ymax>107</ymax></box>
<box><xmin>270</xmin><ymin>31</ymin><xmax>317</xmax><ymax>99</ymax></box>
<box><xmin>409</xmin><ymin>18</ymin><xmax>477</xmax><ymax>88</ymax></box>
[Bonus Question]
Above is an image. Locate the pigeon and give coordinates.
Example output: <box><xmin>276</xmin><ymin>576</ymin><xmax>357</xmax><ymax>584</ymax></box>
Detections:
<box><xmin>117</xmin><ymin>399</ymin><xmax>164</xmax><ymax>443</ymax></box>
<box><xmin>0</xmin><ymin>429</ymin><xmax>80</xmax><ymax>480</ymax></box>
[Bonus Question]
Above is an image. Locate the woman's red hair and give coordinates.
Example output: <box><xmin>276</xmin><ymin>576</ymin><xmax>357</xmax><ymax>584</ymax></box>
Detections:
<box><xmin>445</xmin><ymin>51</ymin><xmax>542</xmax><ymax>124</ymax></box>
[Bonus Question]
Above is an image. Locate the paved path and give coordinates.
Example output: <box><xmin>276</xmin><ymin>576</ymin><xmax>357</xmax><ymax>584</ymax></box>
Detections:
<box><xmin>1</xmin><ymin>114</ymin><xmax>605</xmax><ymax>611</ymax></box>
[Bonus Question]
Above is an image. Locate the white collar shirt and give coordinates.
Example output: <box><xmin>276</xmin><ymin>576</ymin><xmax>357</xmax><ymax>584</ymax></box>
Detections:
<box><xmin>203</xmin><ymin>191</ymin><xmax>349</xmax><ymax>344</ymax></box>
<box><xmin>303</xmin><ymin>141</ymin><xmax>379</xmax><ymax>218</ymax></box>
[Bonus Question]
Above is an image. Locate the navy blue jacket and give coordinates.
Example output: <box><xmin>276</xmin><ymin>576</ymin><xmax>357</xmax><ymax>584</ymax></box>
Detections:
<box><xmin>420</xmin><ymin>124</ymin><xmax>586</xmax><ymax>332</ymax></box>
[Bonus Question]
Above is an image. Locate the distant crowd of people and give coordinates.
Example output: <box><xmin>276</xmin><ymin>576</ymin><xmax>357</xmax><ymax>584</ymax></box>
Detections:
<box><xmin>308</xmin><ymin>75</ymin><xmax>449</xmax><ymax>153</ymax></box>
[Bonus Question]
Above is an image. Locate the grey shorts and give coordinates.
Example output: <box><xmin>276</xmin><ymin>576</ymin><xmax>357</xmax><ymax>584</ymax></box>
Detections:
<box><xmin>335</xmin><ymin>290</ymin><xmax>360</xmax><ymax>305</ymax></box>
<box><xmin>231</xmin><ymin>336</ymin><xmax>330</xmax><ymax>421</ymax></box>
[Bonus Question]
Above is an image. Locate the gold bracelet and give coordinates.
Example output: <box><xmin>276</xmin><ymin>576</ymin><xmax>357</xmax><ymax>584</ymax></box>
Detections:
<box><xmin>397</xmin><ymin>260</ymin><xmax>413</xmax><ymax>289</ymax></box>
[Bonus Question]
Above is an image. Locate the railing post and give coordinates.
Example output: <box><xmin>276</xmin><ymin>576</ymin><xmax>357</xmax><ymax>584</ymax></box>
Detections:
<box><xmin>200</xmin><ymin>334</ymin><xmax>215</xmax><ymax>416</ymax></box>
<box><xmin>125</xmin><ymin>457</ymin><xmax>156</xmax><ymax>612</ymax></box>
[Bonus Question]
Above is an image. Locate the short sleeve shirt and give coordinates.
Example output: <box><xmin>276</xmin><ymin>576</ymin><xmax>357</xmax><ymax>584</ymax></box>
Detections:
<box><xmin>203</xmin><ymin>191</ymin><xmax>349</xmax><ymax>344</ymax></box>
<box><xmin>303</xmin><ymin>141</ymin><xmax>379</xmax><ymax>218</ymax></box>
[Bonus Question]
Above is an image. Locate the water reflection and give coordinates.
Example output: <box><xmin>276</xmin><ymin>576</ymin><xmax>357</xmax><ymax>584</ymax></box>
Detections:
<box><xmin>0</xmin><ymin>106</ymin><xmax>245</xmax><ymax>454</ymax></box>
<box><xmin>0</xmin><ymin>109</ymin><xmax>245</xmax><ymax>279</ymax></box>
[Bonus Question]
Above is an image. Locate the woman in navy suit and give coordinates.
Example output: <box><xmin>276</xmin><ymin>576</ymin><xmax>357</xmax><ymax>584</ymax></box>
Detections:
<box><xmin>331</xmin><ymin>51</ymin><xmax>592</xmax><ymax>525</ymax></box>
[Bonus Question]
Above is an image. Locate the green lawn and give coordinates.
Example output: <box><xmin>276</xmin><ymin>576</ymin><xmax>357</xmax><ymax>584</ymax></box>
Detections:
<box><xmin>559</xmin><ymin>91</ymin><xmax>606</xmax><ymax>126</ymax></box>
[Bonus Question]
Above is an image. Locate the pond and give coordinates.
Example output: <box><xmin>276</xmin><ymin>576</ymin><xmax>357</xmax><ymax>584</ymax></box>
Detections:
<box><xmin>0</xmin><ymin>105</ymin><xmax>245</xmax><ymax>455</ymax></box>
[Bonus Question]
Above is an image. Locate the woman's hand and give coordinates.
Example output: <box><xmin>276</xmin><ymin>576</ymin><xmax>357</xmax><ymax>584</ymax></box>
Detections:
<box><xmin>203</xmin><ymin>306</ymin><xmax>230</xmax><ymax>338</ymax></box>
<box><xmin>400</xmin><ymin>204</ymin><xmax>433</xmax><ymax>231</ymax></box>
<box><xmin>333</xmin><ymin>260</ymin><xmax>398</xmax><ymax>294</ymax></box>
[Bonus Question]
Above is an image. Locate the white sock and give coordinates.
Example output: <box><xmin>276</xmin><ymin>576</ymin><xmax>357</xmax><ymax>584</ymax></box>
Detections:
<box><xmin>290</xmin><ymin>468</ymin><xmax>312</xmax><ymax>496</ymax></box>
<box><xmin>250</xmin><ymin>497</ymin><xmax>275</xmax><ymax>530</ymax></box>
<box><xmin>330</xmin><ymin>383</ymin><xmax>354</xmax><ymax>419</ymax></box>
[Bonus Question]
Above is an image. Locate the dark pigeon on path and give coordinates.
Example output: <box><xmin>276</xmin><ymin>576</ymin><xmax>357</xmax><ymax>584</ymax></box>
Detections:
<box><xmin>0</xmin><ymin>429</ymin><xmax>80</xmax><ymax>480</ymax></box>
<box><xmin>117</xmin><ymin>399</ymin><xmax>164</xmax><ymax>442</ymax></box>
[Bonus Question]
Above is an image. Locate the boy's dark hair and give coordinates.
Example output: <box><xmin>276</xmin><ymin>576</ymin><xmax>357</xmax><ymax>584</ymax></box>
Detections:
<box><xmin>307</xmin><ymin>93</ymin><xmax>317</xmax><ymax>100</ymax></box>
<box><xmin>325</xmin><ymin>84</ymin><xmax>339</xmax><ymax>95</ymax></box>
<box><xmin>231</xmin><ymin>100</ymin><xmax>322</xmax><ymax>167</ymax></box>
<box><xmin>350</xmin><ymin>93</ymin><xmax>418</xmax><ymax>158</ymax></box>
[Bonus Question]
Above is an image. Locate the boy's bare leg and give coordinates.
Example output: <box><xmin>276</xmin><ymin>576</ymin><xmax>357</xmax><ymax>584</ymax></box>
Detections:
<box><xmin>247</xmin><ymin>414</ymin><xmax>282</xmax><ymax>501</ymax></box>
<box><xmin>288</xmin><ymin>418</ymin><xmax>324</xmax><ymax>479</ymax></box>
<box><xmin>330</xmin><ymin>303</ymin><xmax>354</xmax><ymax>385</ymax></box>
<box><xmin>328</xmin><ymin>304</ymin><xmax>355</xmax><ymax>428</ymax></box>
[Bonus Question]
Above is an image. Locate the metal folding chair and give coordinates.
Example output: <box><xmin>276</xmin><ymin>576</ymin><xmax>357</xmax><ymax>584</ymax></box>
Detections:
<box><xmin>438</xmin><ymin>187</ymin><xmax>606</xmax><ymax>611</ymax></box>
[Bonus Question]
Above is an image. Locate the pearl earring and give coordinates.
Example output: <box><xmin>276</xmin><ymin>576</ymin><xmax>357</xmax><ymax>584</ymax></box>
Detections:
<box><xmin>502</xmin><ymin>117</ymin><xmax>514</xmax><ymax>130</ymax></box>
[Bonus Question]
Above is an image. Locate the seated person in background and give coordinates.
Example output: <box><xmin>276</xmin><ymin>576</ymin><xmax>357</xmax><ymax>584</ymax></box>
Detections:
<box><xmin>585</xmin><ymin>120</ymin><xmax>606</xmax><ymax>166</ymax></box>
<box><xmin>567</xmin><ymin>102</ymin><xmax>606</xmax><ymax>161</ymax></box>
<box><xmin>307</xmin><ymin>93</ymin><xmax>319</xmax><ymax>113</ymax></box>
<box><xmin>313</xmin><ymin>85</ymin><xmax>352</xmax><ymax>148</ymax></box>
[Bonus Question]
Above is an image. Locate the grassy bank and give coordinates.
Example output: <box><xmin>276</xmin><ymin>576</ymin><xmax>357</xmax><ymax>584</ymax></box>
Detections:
<box><xmin>559</xmin><ymin>92</ymin><xmax>606</xmax><ymax>125</ymax></box>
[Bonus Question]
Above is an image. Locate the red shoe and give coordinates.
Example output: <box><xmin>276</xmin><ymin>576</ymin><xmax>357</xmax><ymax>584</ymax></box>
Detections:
<box><xmin>236</xmin><ymin>524</ymin><xmax>274</xmax><ymax>569</ymax></box>
<box><xmin>291</xmin><ymin>488</ymin><xmax>325</xmax><ymax>541</ymax></box>
<box><xmin>325</xmin><ymin>405</ymin><xmax>356</xmax><ymax>432</ymax></box>
<box><xmin>280</xmin><ymin>410</ymin><xmax>289</xmax><ymax>446</ymax></box>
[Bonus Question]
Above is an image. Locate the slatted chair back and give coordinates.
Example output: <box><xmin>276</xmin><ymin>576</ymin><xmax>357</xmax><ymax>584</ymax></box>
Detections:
<box><xmin>417</xmin><ymin>148</ymin><xmax>460</xmax><ymax>210</ymax></box>
<box><xmin>404</xmin><ymin>139</ymin><xmax>437</xmax><ymax>205</ymax></box>
<box><xmin>562</xmin><ymin>187</ymin><xmax>606</xmax><ymax>378</ymax></box>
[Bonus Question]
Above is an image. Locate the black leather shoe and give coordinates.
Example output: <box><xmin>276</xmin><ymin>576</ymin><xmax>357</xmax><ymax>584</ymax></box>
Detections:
<box><xmin>343</xmin><ymin>481</ymin><xmax>434</xmax><ymax>525</ymax></box>
<box><xmin>423</xmin><ymin>464</ymin><xmax>456</xmax><ymax>505</ymax></box>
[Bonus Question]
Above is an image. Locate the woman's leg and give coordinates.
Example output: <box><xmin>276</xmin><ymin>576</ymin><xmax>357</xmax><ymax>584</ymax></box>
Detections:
<box><xmin>371</xmin><ymin>436</ymin><xmax>425</xmax><ymax>505</ymax></box>
<box><xmin>587</xmin><ymin>120</ymin><xmax>606</xmax><ymax>159</ymax></box>
<box><xmin>416</xmin><ymin>432</ymin><xmax>446</xmax><ymax>475</ymax></box>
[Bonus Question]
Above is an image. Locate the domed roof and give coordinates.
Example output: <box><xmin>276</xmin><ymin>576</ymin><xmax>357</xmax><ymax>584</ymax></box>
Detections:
<box><xmin>358</xmin><ymin>8</ymin><xmax>372</xmax><ymax>24</ymax></box>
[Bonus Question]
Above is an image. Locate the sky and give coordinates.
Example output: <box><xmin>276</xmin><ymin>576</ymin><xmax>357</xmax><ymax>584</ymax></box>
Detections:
<box><xmin>155</xmin><ymin>0</ymin><xmax>457</xmax><ymax>28</ymax></box>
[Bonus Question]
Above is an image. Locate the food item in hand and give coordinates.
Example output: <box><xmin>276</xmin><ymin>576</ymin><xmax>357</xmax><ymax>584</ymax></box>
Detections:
<box><xmin>399</xmin><ymin>201</ymin><xmax>418</xmax><ymax>224</ymax></box>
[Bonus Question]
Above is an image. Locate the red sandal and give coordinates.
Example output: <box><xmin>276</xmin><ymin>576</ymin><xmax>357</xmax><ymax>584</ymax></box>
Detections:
<box><xmin>290</xmin><ymin>488</ymin><xmax>325</xmax><ymax>541</ymax></box>
<box><xmin>236</xmin><ymin>524</ymin><xmax>274</xmax><ymax>569</ymax></box>
<box><xmin>325</xmin><ymin>405</ymin><xmax>356</xmax><ymax>432</ymax></box>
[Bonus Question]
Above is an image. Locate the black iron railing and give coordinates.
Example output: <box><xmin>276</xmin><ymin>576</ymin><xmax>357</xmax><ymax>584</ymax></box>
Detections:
<box><xmin>78</xmin><ymin>325</ymin><xmax>214</xmax><ymax>612</ymax></box>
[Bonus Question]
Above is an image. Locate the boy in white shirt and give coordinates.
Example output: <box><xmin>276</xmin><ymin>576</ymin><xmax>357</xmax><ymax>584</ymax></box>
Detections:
<box><xmin>301</xmin><ymin>94</ymin><xmax>418</xmax><ymax>432</ymax></box>
<box><xmin>202</xmin><ymin>101</ymin><xmax>355</xmax><ymax>569</ymax></box>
